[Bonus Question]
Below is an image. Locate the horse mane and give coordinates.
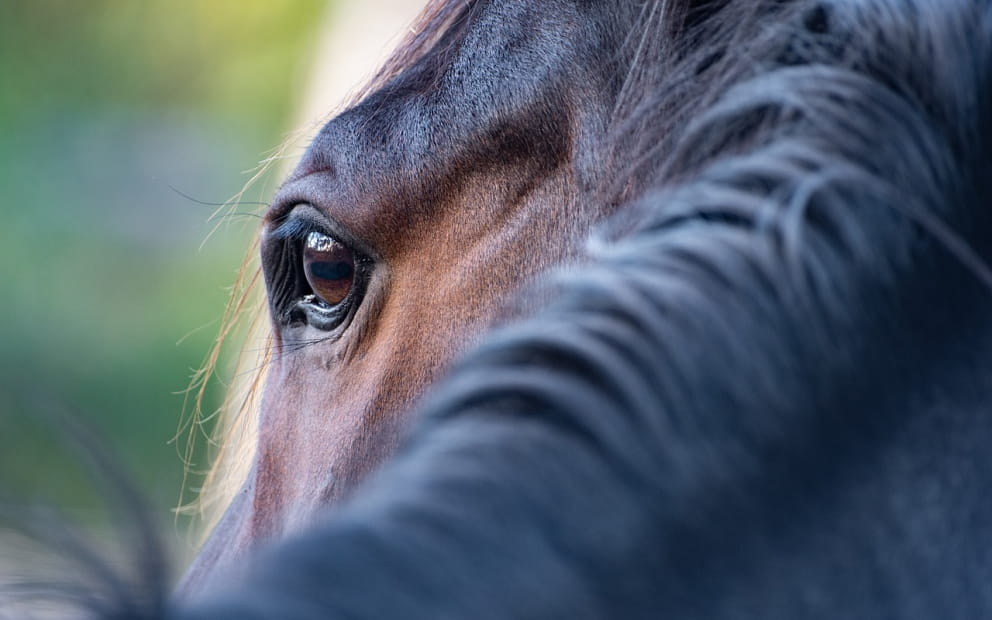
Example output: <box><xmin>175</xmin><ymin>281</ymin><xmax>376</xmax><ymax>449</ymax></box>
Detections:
<box><xmin>38</xmin><ymin>0</ymin><xmax>992</xmax><ymax>616</ymax></box>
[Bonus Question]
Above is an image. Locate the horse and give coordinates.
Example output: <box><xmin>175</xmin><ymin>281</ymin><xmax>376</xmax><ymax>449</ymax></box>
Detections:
<box><xmin>21</xmin><ymin>0</ymin><xmax>992</xmax><ymax>617</ymax></box>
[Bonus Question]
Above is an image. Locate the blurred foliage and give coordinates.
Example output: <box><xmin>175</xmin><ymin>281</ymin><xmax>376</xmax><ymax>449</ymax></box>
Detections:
<box><xmin>0</xmin><ymin>2</ymin><xmax>325</xmax><ymax>124</ymax></box>
<box><xmin>0</xmin><ymin>1</ymin><xmax>327</xmax><ymax>532</ymax></box>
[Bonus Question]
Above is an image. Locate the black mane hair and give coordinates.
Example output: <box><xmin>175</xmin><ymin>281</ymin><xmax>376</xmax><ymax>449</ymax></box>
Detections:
<box><xmin>19</xmin><ymin>0</ymin><xmax>992</xmax><ymax>617</ymax></box>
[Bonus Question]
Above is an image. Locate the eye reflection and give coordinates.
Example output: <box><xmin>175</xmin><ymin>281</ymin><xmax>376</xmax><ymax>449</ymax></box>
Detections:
<box><xmin>303</xmin><ymin>231</ymin><xmax>355</xmax><ymax>306</ymax></box>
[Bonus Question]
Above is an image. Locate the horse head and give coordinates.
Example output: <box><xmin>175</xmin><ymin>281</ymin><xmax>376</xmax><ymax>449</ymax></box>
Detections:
<box><xmin>185</xmin><ymin>0</ymin><xmax>656</xmax><ymax>587</ymax></box>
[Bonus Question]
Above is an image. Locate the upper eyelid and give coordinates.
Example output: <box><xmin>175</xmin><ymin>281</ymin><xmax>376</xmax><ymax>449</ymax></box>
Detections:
<box><xmin>268</xmin><ymin>203</ymin><xmax>374</xmax><ymax>259</ymax></box>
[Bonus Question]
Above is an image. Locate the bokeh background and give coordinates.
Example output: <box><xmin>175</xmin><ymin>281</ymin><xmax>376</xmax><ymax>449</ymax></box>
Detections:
<box><xmin>0</xmin><ymin>0</ymin><xmax>421</xmax><ymax>565</ymax></box>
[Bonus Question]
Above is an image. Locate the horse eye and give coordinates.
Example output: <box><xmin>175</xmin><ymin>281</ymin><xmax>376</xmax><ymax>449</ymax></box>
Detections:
<box><xmin>303</xmin><ymin>231</ymin><xmax>355</xmax><ymax>306</ymax></box>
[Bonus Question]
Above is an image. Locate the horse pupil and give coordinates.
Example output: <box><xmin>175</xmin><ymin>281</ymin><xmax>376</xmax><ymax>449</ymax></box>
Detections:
<box><xmin>311</xmin><ymin>261</ymin><xmax>353</xmax><ymax>281</ymax></box>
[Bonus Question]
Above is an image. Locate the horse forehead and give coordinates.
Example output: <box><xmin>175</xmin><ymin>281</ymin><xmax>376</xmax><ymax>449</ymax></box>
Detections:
<box><xmin>297</xmin><ymin>0</ymin><xmax>608</xmax><ymax>175</ymax></box>
<box><xmin>274</xmin><ymin>8</ymin><xmax>610</xmax><ymax>254</ymax></box>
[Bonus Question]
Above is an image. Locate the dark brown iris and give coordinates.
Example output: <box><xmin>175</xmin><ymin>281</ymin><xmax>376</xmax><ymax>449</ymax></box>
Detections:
<box><xmin>303</xmin><ymin>231</ymin><xmax>355</xmax><ymax>306</ymax></box>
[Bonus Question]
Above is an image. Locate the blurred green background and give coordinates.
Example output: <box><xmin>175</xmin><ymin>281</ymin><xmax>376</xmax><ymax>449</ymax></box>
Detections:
<box><xmin>0</xmin><ymin>1</ymin><xmax>328</xmax><ymax>537</ymax></box>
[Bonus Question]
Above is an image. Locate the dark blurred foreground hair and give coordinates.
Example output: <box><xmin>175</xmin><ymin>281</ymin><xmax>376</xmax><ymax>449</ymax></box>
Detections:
<box><xmin>9</xmin><ymin>0</ymin><xmax>992</xmax><ymax>617</ymax></box>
